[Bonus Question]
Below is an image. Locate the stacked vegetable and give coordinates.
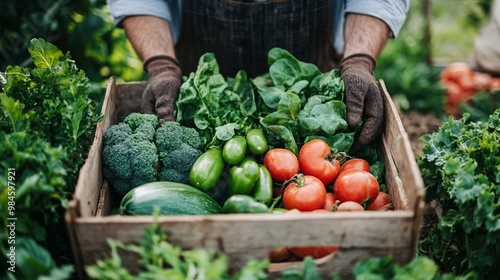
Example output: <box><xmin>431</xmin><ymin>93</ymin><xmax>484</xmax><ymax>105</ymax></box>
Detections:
<box><xmin>440</xmin><ymin>62</ymin><xmax>500</xmax><ymax>119</ymax></box>
<box><xmin>103</xmin><ymin>48</ymin><xmax>393</xmax><ymax>260</ymax></box>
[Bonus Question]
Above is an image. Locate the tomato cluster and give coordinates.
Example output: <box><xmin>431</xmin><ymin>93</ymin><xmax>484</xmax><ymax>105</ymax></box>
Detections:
<box><xmin>263</xmin><ymin>138</ymin><xmax>392</xmax><ymax>215</ymax></box>
<box><xmin>262</xmin><ymin>139</ymin><xmax>394</xmax><ymax>260</ymax></box>
<box><xmin>441</xmin><ymin>62</ymin><xmax>500</xmax><ymax>117</ymax></box>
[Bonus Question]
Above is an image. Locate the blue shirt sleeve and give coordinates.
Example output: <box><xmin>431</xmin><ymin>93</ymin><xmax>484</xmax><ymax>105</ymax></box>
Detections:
<box><xmin>331</xmin><ymin>0</ymin><xmax>410</xmax><ymax>53</ymax></box>
<box><xmin>107</xmin><ymin>0</ymin><xmax>182</xmax><ymax>43</ymax></box>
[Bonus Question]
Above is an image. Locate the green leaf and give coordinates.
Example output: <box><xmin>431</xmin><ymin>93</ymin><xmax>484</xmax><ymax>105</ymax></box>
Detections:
<box><xmin>28</xmin><ymin>38</ymin><xmax>64</xmax><ymax>69</ymax></box>
<box><xmin>299</xmin><ymin>100</ymin><xmax>347</xmax><ymax>136</ymax></box>
<box><xmin>263</xmin><ymin>124</ymin><xmax>298</xmax><ymax>155</ymax></box>
<box><xmin>0</xmin><ymin>95</ymin><xmax>29</xmax><ymax>132</ymax></box>
<box><xmin>215</xmin><ymin>123</ymin><xmax>240</xmax><ymax>141</ymax></box>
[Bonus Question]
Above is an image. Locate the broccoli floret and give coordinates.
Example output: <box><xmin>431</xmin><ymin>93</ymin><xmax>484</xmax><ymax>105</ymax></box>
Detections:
<box><xmin>159</xmin><ymin>168</ymin><xmax>189</xmax><ymax>185</ymax></box>
<box><xmin>102</xmin><ymin>142</ymin><xmax>132</xmax><ymax>180</ymax></box>
<box><xmin>160</xmin><ymin>143</ymin><xmax>202</xmax><ymax>171</ymax></box>
<box><xmin>156</xmin><ymin>122</ymin><xmax>202</xmax><ymax>185</ymax></box>
<box><xmin>158</xmin><ymin>143</ymin><xmax>202</xmax><ymax>184</ymax></box>
<box><xmin>103</xmin><ymin>123</ymin><xmax>132</xmax><ymax>146</ymax></box>
<box><xmin>102</xmin><ymin>113</ymin><xmax>203</xmax><ymax>196</ymax></box>
<box><xmin>102</xmin><ymin>114</ymin><xmax>159</xmax><ymax>195</ymax></box>
<box><xmin>155</xmin><ymin>122</ymin><xmax>201</xmax><ymax>151</ymax></box>
<box><xmin>123</xmin><ymin>112</ymin><xmax>159</xmax><ymax>130</ymax></box>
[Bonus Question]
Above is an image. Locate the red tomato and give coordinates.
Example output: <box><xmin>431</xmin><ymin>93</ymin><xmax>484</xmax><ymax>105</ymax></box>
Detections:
<box><xmin>289</xmin><ymin>246</ymin><xmax>338</xmax><ymax>259</ymax></box>
<box><xmin>457</xmin><ymin>75</ymin><xmax>476</xmax><ymax>92</ymax></box>
<box><xmin>366</xmin><ymin>191</ymin><xmax>393</xmax><ymax>211</ymax></box>
<box><xmin>340</xmin><ymin>158</ymin><xmax>370</xmax><ymax>173</ymax></box>
<box><xmin>444</xmin><ymin>82</ymin><xmax>466</xmax><ymax>117</ymax></box>
<box><xmin>333</xmin><ymin>169</ymin><xmax>379</xmax><ymax>205</ymax></box>
<box><xmin>263</xmin><ymin>148</ymin><xmax>299</xmax><ymax>183</ymax></box>
<box><xmin>322</xmin><ymin>192</ymin><xmax>336</xmax><ymax>211</ymax></box>
<box><xmin>440</xmin><ymin>62</ymin><xmax>474</xmax><ymax>84</ymax></box>
<box><xmin>298</xmin><ymin>139</ymin><xmax>341</xmax><ymax>186</ymax></box>
<box><xmin>473</xmin><ymin>72</ymin><xmax>492</xmax><ymax>92</ymax></box>
<box><xmin>336</xmin><ymin>201</ymin><xmax>365</xmax><ymax>212</ymax></box>
<box><xmin>490</xmin><ymin>78</ymin><xmax>500</xmax><ymax>92</ymax></box>
<box><xmin>283</xmin><ymin>174</ymin><xmax>326</xmax><ymax>211</ymax></box>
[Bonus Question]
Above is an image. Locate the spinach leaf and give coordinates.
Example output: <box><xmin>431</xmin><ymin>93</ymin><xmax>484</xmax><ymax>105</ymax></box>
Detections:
<box><xmin>176</xmin><ymin>53</ymin><xmax>258</xmax><ymax>150</ymax></box>
<box><xmin>255</xmin><ymin>50</ymin><xmax>354</xmax><ymax>154</ymax></box>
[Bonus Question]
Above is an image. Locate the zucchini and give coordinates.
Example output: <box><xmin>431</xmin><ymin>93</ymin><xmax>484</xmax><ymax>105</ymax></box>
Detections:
<box><xmin>119</xmin><ymin>181</ymin><xmax>222</xmax><ymax>215</ymax></box>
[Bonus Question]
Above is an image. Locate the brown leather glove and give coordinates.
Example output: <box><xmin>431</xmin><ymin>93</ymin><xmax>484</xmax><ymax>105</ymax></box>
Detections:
<box><xmin>340</xmin><ymin>53</ymin><xmax>384</xmax><ymax>148</ymax></box>
<box><xmin>142</xmin><ymin>55</ymin><xmax>182</xmax><ymax>121</ymax></box>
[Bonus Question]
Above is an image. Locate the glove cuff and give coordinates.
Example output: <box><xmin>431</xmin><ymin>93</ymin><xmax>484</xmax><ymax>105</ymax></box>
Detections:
<box><xmin>143</xmin><ymin>55</ymin><xmax>181</xmax><ymax>74</ymax></box>
<box><xmin>340</xmin><ymin>53</ymin><xmax>377</xmax><ymax>74</ymax></box>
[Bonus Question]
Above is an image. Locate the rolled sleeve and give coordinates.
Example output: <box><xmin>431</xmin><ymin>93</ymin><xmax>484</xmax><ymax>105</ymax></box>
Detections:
<box><xmin>345</xmin><ymin>0</ymin><xmax>410</xmax><ymax>37</ymax></box>
<box><xmin>107</xmin><ymin>0</ymin><xmax>182</xmax><ymax>43</ymax></box>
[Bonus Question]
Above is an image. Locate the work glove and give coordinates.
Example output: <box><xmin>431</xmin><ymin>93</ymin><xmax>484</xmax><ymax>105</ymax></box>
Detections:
<box><xmin>340</xmin><ymin>53</ymin><xmax>384</xmax><ymax>148</ymax></box>
<box><xmin>142</xmin><ymin>55</ymin><xmax>182</xmax><ymax>121</ymax></box>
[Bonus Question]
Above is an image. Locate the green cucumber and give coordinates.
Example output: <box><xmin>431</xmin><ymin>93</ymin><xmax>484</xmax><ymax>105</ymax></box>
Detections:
<box><xmin>119</xmin><ymin>181</ymin><xmax>222</xmax><ymax>215</ymax></box>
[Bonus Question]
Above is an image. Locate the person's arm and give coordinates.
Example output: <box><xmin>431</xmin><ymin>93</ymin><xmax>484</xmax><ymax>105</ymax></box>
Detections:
<box><xmin>122</xmin><ymin>15</ymin><xmax>177</xmax><ymax>61</ymax></box>
<box><xmin>122</xmin><ymin>15</ymin><xmax>181</xmax><ymax>122</ymax></box>
<box><xmin>340</xmin><ymin>14</ymin><xmax>391</xmax><ymax>148</ymax></box>
<box><xmin>342</xmin><ymin>13</ymin><xmax>390</xmax><ymax>59</ymax></box>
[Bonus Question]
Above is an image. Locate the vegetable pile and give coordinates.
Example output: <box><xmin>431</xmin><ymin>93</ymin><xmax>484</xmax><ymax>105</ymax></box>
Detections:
<box><xmin>440</xmin><ymin>62</ymin><xmax>500</xmax><ymax>119</ymax></box>
<box><xmin>418</xmin><ymin>108</ymin><xmax>500</xmax><ymax>278</ymax></box>
<box><xmin>0</xmin><ymin>38</ymin><xmax>101</xmax><ymax>278</ymax></box>
<box><xmin>102</xmin><ymin>48</ymin><xmax>392</xmax><ymax>263</ymax></box>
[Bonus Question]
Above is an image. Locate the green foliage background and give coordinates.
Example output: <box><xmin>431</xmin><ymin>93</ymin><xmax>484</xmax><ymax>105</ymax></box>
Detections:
<box><xmin>0</xmin><ymin>0</ymin><xmax>143</xmax><ymax>113</ymax></box>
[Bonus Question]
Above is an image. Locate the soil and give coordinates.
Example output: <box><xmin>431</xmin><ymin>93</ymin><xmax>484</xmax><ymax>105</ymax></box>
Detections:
<box><xmin>397</xmin><ymin>110</ymin><xmax>443</xmax><ymax>157</ymax></box>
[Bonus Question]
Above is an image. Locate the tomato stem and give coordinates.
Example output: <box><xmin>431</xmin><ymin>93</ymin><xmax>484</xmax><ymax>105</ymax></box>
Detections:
<box><xmin>269</xmin><ymin>195</ymin><xmax>282</xmax><ymax>210</ymax></box>
<box><xmin>283</xmin><ymin>173</ymin><xmax>305</xmax><ymax>188</ymax></box>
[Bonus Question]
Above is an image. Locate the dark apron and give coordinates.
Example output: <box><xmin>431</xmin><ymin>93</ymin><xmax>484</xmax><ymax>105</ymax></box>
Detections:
<box><xmin>175</xmin><ymin>0</ymin><xmax>338</xmax><ymax>78</ymax></box>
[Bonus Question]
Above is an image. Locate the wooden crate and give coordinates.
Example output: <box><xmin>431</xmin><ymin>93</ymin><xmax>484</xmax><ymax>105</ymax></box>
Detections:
<box><xmin>65</xmin><ymin>76</ymin><xmax>425</xmax><ymax>279</ymax></box>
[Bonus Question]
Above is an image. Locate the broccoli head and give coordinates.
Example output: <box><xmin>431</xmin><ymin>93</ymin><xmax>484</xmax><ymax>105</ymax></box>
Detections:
<box><xmin>102</xmin><ymin>113</ymin><xmax>159</xmax><ymax>195</ymax></box>
<box><xmin>156</xmin><ymin>122</ymin><xmax>202</xmax><ymax>185</ymax></box>
<box><xmin>102</xmin><ymin>114</ymin><xmax>203</xmax><ymax>196</ymax></box>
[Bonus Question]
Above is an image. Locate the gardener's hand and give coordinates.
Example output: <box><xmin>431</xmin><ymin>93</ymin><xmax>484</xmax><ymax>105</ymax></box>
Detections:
<box><xmin>340</xmin><ymin>53</ymin><xmax>384</xmax><ymax>148</ymax></box>
<box><xmin>142</xmin><ymin>55</ymin><xmax>182</xmax><ymax>121</ymax></box>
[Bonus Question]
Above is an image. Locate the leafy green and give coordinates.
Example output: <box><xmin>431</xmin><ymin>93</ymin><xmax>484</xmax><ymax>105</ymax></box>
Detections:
<box><xmin>353</xmin><ymin>256</ymin><xmax>477</xmax><ymax>280</ymax></box>
<box><xmin>176</xmin><ymin>53</ymin><xmax>259</xmax><ymax>150</ymax></box>
<box><xmin>459</xmin><ymin>90</ymin><xmax>500</xmax><ymax>123</ymax></box>
<box><xmin>254</xmin><ymin>48</ymin><xmax>355</xmax><ymax>154</ymax></box>
<box><xmin>10</xmin><ymin>237</ymin><xmax>74</xmax><ymax>280</ymax></box>
<box><xmin>1</xmin><ymin>38</ymin><xmax>101</xmax><ymax>187</ymax></box>
<box><xmin>418</xmin><ymin>109</ymin><xmax>500</xmax><ymax>278</ymax></box>
<box><xmin>0</xmin><ymin>38</ymin><xmax>101</xmax><ymax>276</ymax></box>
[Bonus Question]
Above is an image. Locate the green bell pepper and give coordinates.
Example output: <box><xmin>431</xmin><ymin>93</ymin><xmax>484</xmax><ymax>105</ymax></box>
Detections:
<box><xmin>250</xmin><ymin>165</ymin><xmax>273</xmax><ymax>205</ymax></box>
<box><xmin>222</xmin><ymin>194</ymin><xmax>270</xmax><ymax>214</ymax></box>
<box><xmin>189</xmin><ymin>148</ymin><xmax>225</xmax><ymax>191</ymax></box>
<box><xmin>222</xmin><ymin>135</ymin><xmax>247</xmax><ymax>165</ymax></box>
<box><xmin>229</xmin><ymin>157</ymin><xmax>260</xmax><ymax>195</ymax></box>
